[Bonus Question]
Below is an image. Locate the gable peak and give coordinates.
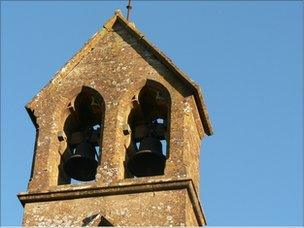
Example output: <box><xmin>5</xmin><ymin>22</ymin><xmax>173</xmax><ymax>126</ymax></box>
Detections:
<box><xmin>26</xmin><ymin>10</ymin><xmax>213</xmax><ymax>136</ymax></box>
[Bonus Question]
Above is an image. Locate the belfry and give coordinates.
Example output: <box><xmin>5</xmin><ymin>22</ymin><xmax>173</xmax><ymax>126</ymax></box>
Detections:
<box><xmin>18</xmin><ymin>10</ymin><xmax>213</xmax><ymax>226</ymax></box>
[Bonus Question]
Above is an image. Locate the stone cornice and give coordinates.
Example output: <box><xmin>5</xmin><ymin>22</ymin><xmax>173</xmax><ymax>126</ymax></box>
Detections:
<box><xmin>18</xmin><ymin>178</ymin><xmax>207</xmax><ymax>225</ymax></box>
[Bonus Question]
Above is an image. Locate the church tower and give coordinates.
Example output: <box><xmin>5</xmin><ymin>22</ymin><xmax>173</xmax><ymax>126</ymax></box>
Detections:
<box><xmin>18</xmin><ymin>11</ymin><xmax>213</xmax><ymax>226</ymax></box>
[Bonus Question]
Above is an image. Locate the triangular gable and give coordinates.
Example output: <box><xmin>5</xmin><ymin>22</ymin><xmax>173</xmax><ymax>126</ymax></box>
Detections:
<box><xmin>26</xmin><ymin>10</ymin><xmax>213</xmax><ymax>135</ymax></box>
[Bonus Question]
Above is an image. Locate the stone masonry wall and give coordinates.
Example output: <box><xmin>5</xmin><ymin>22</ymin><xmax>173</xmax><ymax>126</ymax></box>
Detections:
<box><xmin>23</xmin><ymin>189</ymin><xmax>188</xmax><ymax>226</ymax></box>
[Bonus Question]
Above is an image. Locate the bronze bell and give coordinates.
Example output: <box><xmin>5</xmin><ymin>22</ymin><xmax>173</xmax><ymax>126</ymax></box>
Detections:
<box><xmin>127</xmin><ymin>136</ymin><xmax>166</xmax><ymax>177</ymax></box>
<box><xmin>64</xmin><ymin>142</ymin><xmax>98</xmax><ymax>181</ymax></box>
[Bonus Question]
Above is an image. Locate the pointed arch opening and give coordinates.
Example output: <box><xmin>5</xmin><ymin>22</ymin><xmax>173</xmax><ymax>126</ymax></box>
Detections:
<box><xmin>125</xmin><ymin>80</ymin><xmax>171</xmax><ymax>178</ymax></box>
<box><xmin>58</xmin><ymin>87</ymin><xmax>105</xmax><ymax>185</ymax></box>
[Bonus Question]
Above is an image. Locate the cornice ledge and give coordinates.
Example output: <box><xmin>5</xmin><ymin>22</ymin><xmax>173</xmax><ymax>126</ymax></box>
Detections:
<box><xmin>18</xmin><ymin>178</ymin><xmax>206</xmax><ymax>225</ymax></box>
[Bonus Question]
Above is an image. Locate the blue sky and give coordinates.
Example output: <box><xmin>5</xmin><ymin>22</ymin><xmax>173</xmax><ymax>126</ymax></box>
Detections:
<box><xmin>1</xmin><ymin>1</ymin><xmax>303</xmax><ymax>226</ymax></box>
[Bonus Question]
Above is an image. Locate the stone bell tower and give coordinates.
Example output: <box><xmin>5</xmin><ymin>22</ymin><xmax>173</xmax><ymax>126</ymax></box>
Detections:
<box><xmin>18</xmin><ymin>11</ymin><xmax>213</xmax><ymax>226</ymax></box>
